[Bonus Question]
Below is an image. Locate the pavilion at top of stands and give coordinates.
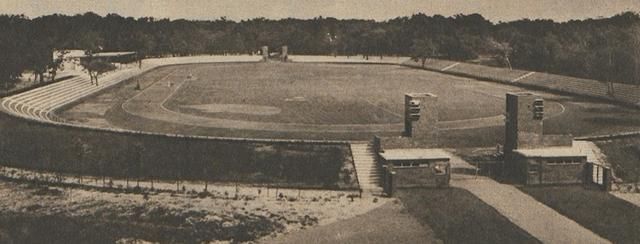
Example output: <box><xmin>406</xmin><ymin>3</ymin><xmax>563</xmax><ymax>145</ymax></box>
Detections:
<box><xmin>53</xmin><ymin>49</ymin><xmax>137</xmax><ymax>63</ymax></box>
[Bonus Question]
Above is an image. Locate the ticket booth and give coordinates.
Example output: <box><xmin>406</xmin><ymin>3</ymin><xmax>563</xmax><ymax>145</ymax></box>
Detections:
<box><xmin>510</xmin><ymin>147</ymin><xmax>588</xmax><ymax>185</ymax></box>
<box><xmin>380</xmin><ymin>148</ymin><xmax>451</xmax><ymax>196</ymax></box>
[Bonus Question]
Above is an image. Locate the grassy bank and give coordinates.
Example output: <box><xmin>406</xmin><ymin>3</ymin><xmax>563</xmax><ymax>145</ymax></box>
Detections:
<box><xmin>0</xmin><ymin>110</ymin><xmax>357</xmax><ymax>190</ymax></box>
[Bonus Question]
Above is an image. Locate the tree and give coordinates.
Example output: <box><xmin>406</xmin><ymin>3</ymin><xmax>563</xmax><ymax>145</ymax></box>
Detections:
<box><xmin>411</xmin><ymin>38</ymin><xmax>439</xmax><ymax>67</ymax></box>
<box><xmin>25</xmin><ymin>42</ymin><xmax>51</xmax><ymax>83</ymax></box>
<box><xmin>131</xmin><ymin>143</ymin><xmax>145</xmax><ymax>188</ymax></box>
<box><xmin>74</xmin><ymin>138</ymin><xmax>92</xmax><ymax>184</ymax></box>
<box><xmin>624</xmin><ymin>23</ymin><xmax>640</xmax><ymax>86</ymax></box>
<box><xmin>488</xmin><ymin>38</ymin><xmax>513</xmax><ymax>69</ymax></box>
<box><xmin>48</xmin><ymin>50</ymin><xmax>68</xmax><ymax>82</ymax></box>
<box><xmin>4</xmin><ymin>11</ymin><xmax>640</xmax><ymax>86</ymax></box>
<box><xmin>0</xmin><ymin>15</ymin><xmax>29</xmax><ymax>90</ymax></box>
<box><xmin>128</xmin><ymin>31</ymin><xmax>155</xmax><ymax>68</ymax></box>
<box><xmin>76</xmin><ymin>29</ymin><xmax>115</xmax><ymax>85</ymax></box>
<box><xmin>80</xmin><ymin>58</ymin><xmax>116</xmax><ymax>86</ymax></box>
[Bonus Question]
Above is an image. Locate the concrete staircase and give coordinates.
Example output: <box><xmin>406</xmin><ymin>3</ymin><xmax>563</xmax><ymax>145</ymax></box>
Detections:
<box><xmin>351</xmin><ymin>143</ymin><xmax>383</xmax><ymax>193</ymax></box>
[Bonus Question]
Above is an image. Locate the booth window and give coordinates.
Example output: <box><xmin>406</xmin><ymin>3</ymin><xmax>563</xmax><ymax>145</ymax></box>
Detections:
<box><xmin>394</xmin><ymin>161</ymin><xmax>421</xmax><ymax>168</ymax></box>
<box><xmin>433</xmin><ymin>164</ymin><xmax>447</xmax><ymax>175</ymax></box>
<box><xmin>546</xmin><ymin>159</ymin><xmax>581</xmax><ymax>165</ymax></box>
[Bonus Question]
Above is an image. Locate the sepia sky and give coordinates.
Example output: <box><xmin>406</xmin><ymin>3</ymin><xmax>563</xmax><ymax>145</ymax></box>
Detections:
<box><xmin>1</xmin><ymin>0</ymin><xmax>640</xmax><ymax>22</ymax></box>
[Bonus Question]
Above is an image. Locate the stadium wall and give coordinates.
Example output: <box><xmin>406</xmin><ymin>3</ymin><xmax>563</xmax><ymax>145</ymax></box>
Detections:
<box><xmin>0</xmin><ymin>111</ymin><xmax>358</xmax><ymax>190</ymax></box>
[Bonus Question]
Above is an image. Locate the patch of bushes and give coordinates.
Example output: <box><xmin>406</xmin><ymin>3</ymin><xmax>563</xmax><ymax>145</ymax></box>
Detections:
<box><xmin>596</xmin><ymin>138</ymin><xmax>640</xmax><ymax>182</ymax></box>
<box><xmin>0</xmin><ymin>205</ymin><xmax>286</xmax><ymax>243</ymax></box>
<box><xmin>31</xmin><ymin>186</ymin><xmax>63</xmax><ymax>196</ymax></box>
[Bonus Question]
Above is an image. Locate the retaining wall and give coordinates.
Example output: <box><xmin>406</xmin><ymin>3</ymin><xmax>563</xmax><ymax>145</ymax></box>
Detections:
<box><xmin>0</xmin><ymin>106</ymin><xmax>358</xmax><ymax>190</ymax></box>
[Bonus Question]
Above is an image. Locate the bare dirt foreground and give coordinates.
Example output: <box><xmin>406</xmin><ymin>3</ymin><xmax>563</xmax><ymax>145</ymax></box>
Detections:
<box><xmin>262</xmin><ymin>201</ymin><xmax>440</xmax><ymax>244</ymax></box>
<box><xmin>0</xmin><ymin>178</ymin><xmax>387</xmax><ymax>243</ymax></box>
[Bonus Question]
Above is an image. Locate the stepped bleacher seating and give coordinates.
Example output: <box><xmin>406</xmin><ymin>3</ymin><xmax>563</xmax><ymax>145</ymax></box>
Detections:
<box><xmin>403</xmin><ymin>58</ymin><xmax>640</xmax><ymax>107</ymax></box>
<box><xmin>289</xmin><ymin>55</ymin><xmax>410</xmax><ymax>64</ymax></box>
<box><xmin>0</xmin><ymin>55</ymin><xmax>263</xmax><ymax>123</ymax></box>
<box><xmin>447</xmin><ymin>63</ymin><xmax>528</xmax><ymax>82</ymax></box>
<box><xmin>404</xmin><ymin>58</ymin><xmax>459</xmax><ymax>71</ymax></box>
<box><xmin>519</xmin><ymin>73</ymin><xmax>640</xmax><ymax>105</ymax></box>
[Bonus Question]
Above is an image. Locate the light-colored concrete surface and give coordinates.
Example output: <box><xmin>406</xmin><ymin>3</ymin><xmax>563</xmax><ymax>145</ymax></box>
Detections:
<box><xmin>451</xmin><ymin>175</ymin><xmax>611</xmax><ymax>244</ymax></box>
<box><xmin>350</xmin><ymin>143</ymin><xmax>383</xmax><ymax>192</ymax></box>
<box><xmin>288</xmin><ymin>55</ymin><xmax>410</xmax><ymax>64</ymax></box>
<box><xmin>574</xmin><ymin>140</ymin><xmax>608</xmax><ymax>166</ymax></box>
<box><xmin>446</xmin><ymin>150</ymin><xmax>478</xmax><ymax>171</ymax></box>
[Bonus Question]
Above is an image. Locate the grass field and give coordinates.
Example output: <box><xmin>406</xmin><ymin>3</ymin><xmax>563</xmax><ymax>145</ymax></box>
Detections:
<box><xmin>520</xmin><ymin>186</ymin><xmax>640</xmax><ymax>244</ymax></box>
<box><xmin>164</xmin><ymin>63</ymin><xmax>505</xmax><ymax>124</ymax></box>
<box><xmin>59</xmin><ymin>62</ymin><xmax>640</xmax><ymax>141</ymax></box>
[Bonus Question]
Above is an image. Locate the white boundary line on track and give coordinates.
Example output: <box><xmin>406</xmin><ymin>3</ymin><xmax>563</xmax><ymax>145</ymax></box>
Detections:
<box><xmin>121</xmin><ymin>68</ymin><xmax>180</xmax><ymax>116</ymax></box>
<box><xmin>441</xmin><ymin>62</ymin><xmax>460</xmax><ymax>71</ymax></box>
<box><xmin>511</xmin><ymin>71</ymin><xmax>536</xmax><ymax>82</ymax></box>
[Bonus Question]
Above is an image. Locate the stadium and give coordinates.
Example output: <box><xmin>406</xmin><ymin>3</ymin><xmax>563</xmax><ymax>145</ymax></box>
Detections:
<box><xmin>2</xmin><ymin>6</ymin><xmax>640</xmax><ymax>244</ymax></box>
<box><xmin>1</xmin><ymin>50</ymin><xmax>640</xmax><ymax>242</ymax></box>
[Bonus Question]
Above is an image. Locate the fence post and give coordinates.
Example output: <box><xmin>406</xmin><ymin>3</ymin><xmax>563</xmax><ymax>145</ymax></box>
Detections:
<box><xmin>603</xmin><ymin>167</ymin><xmax>612</xmax><ymax>191</ymax></box>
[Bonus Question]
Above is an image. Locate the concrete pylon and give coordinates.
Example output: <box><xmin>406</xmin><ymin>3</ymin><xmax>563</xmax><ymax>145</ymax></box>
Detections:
<box><xmin>504</xmin><ymin>92</ymin><xmax>544</xmax><ymax>154</ymax></box>
<box><xmin>281</xmin><ymin>46</ymin><xmax>288</xmax><ymax>62</ymax></box>
<box><xmin>261</xmin><ymin>46</ymin><xmax>269</xmax><ymax>61</ymax></box>
<box><xmin>404</xmin><ymin>93</ymin><xmax>438</xmax><ymax>139</ymax></box>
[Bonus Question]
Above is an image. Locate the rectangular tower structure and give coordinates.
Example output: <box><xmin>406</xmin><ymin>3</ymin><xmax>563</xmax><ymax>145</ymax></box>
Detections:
<box><xmin>261</xmin><ymin>46</ymin><xmax>269</xmax><ymax>61</ymax></box>
<box><xmin>404</xmin><ymin>93</ymin><xmax>438</xmax><ymax>138</ymax></box>
<box><xmin>504</xmin><ymin>92</ymin><xmax>544</xmax><ymax>154</ymax></box>
<box><xmin>281</xmin><ymin>46</ymin><xmax>288</xmax><ymax>61</ymax></box>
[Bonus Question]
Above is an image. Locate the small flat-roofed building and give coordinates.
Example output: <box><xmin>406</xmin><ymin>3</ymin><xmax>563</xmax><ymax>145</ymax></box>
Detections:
<box><xmin>511</xmin><ymin>147</ymin><xmax>588</xmax><ymax>185</ymax></box>
<box><xmin>379</xmin><ymin>148</ymin><xmax>450</xmax><ymax>195</ymax></box>
<box><xmin>53</xmin><ymin>50</ymin><xmax>137</xmax><ymax>70</ymax></box>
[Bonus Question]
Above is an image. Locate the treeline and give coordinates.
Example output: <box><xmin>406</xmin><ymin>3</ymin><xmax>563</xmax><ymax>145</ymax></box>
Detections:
<box><xmin>1</xmin><ymin>11</ymin><xmax>640</xmax><ymax>87</ymax></box>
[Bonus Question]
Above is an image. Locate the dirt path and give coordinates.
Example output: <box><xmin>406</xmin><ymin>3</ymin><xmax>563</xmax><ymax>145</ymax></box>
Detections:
<box><xmin>451</xmin><ymin>175</ymin><xmax>611</xmax><ymax>244</ymax></box>
<box><xmin>261</xmin><ymin>201</ymin><xmax>440</xmax><ymax>244</ymax></box>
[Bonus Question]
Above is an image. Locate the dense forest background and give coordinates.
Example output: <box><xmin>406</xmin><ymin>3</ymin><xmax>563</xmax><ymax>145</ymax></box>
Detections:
<box><xmin>1</xmin><ymin>12</ymin><xmax>640</xmax><ymax>87</ymax></box>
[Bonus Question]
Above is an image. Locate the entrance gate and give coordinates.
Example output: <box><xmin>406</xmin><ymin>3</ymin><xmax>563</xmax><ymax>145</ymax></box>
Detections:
<box><xmin>585</xmin><ymin>162</ymin><xmax>611</xmax><ymax>191</ymax></box>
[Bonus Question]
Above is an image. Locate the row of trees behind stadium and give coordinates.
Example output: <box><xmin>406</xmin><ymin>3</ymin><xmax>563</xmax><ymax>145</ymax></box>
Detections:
<box><xmin>1</xmin><ymin>11</ymin><xmax>640</xmax><ymax>88</ymax></box>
